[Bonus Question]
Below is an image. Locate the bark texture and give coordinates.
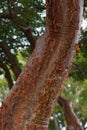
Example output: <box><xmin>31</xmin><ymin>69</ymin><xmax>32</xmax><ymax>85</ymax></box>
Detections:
<box><xmin>0</xmin><ymin>0</ymin><xmax>84</xmax><ymax>130</ymax></box>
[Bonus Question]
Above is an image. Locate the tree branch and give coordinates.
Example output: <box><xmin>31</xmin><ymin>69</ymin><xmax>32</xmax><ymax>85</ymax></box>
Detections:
<box><xmin>0</xmin><ymin>13</ymin><xmax>11</xmax><ymax>19</ymax></box>
<box><xmin>0</xmin><ymin>42</ymin><xmax>21</xmax><ymax>79</ymax></box>
<box><xmin>7</xmin><ymin>0</ymin><xmax>30</xmax><ymax>30</ymax></box>
<box><xmin>0</xmin><ymin>0</ymin><xmax>36</xmax><ymax>49</ymax></box>
<box><xmin>0</xmin><ymin>12</ymin><xmax>36</xmax><ymax>49</ymax></box>
<box><xmin>73</xmin><ymin>63</ymin><xmax>85</xmax><ymax>75</ymax></box>
<box><xmin>28</xmin><ymin>4</ymin><xmax>46</xmax><ymax>10</ymax></box>
<box><xmin>32</xmin><ymin>5</ymin><xmax>46</xmax><ymax>10</ymax></box>
<box><xmin>0</xmin><ymin>57</ymin><xmax>13</xmax><ymax>89</ymax></box>
<box><xmin>23</xmin><ymin>29</ymin><xmax>36</xmax><ymax>50</ymax></box>
<box><xmin>58</xmin><ymin>96</ymin><xmax>84</xmax><ymax>130</ymax></box>
<box><xmin>0</xmin><ymin>9</ymin><xmax>36</xmax><ymax>49</ymax></box>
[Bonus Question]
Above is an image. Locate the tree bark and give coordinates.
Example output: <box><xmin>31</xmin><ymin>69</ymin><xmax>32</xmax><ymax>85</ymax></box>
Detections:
<box><xmin>0</xmin><ymin>0</ymin><xmax>84</xmax><ymax>130</ymax></box>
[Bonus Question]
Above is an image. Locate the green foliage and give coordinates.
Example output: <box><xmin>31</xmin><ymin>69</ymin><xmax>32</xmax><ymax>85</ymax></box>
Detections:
<box><xmin>16</xmin><ymin>48</ymin><xmax>30</xmax><ymax>68</ymax></box>
<box><xmin>0</xmin><ymin>0</ymin><xmax>46</xmax><ymax>66</ymax></box>
<box><xmin>71</xmin><ymin>41</ymin><xmax>87</xmax><ymax>80</ymax></box>
<box><xmin>49</xmin><ymin>78</ymin><xmax>87</xmax><ymax>129</ymax></box>
<box><xmin>0</xmin><ymin>77</ymin><xmax>9</xmax><ymax>102</ymax></box>
<box><xmin>84</xmin><ymin>0</ymin><xmax>87</xmax><ymax>18</ymax></box>
<box><xmin>79</xmin><ymin>80</ymin><xmax>87</xmax><ymax>123</ymax></box>
<box><xmin>49</xmin><ymin>119</ymin><xmax>56</xmax><ymax>130</ymax></box>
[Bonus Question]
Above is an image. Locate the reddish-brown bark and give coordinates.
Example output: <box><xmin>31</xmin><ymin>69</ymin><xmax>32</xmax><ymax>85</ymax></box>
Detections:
<box><xmin>0</xmin><ymin>0</ymin><xmax>84</xmax><ymax>130</ymax></box>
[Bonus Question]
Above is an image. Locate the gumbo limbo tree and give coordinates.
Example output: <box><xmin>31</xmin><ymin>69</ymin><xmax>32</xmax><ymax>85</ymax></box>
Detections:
<box><xmin>0</xmin><ymin>0</ymin><xmax>85</xmax><ymax>130</ymax></box>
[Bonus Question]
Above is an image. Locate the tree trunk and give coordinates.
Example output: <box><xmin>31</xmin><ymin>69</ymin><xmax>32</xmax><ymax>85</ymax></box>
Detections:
<box><xmin>0</xmin><ymin>0</ymin><xmax>84</xmax><ymax>130</ymax></box>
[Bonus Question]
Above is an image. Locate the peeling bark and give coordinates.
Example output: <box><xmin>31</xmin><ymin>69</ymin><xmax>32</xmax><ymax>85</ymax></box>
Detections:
<box><xmin>0</xmin><ymin>0</ymin><xmax>84</xmax><ymax>130</ymax></box>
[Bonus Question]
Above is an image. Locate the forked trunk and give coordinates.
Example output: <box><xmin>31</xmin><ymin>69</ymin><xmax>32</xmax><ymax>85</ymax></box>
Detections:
<box><xmin>0</xmin><ymin>0</ymin><xmax>84</xmax><ymax>130</ymax></box>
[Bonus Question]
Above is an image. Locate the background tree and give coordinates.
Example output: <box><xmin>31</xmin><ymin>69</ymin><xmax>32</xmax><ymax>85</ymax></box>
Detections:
<box><xmin>0</xmin><ymin>0</ymin><xmax>86</xmax><ymax>130</ymax></box>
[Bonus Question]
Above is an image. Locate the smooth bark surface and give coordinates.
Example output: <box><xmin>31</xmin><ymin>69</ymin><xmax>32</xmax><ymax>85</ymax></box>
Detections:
<box><xmin>0</xmin><ymin>0</ymin><xmax>84</xmax><ymax>130</ymax></box>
